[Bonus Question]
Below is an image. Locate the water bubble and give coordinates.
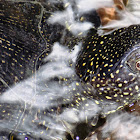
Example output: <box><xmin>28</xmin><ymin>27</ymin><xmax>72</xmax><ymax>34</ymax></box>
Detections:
<box><xmin>76</xmin><ymin>136</ymin><xmax>80</xmax><ymax>140</ymax></box>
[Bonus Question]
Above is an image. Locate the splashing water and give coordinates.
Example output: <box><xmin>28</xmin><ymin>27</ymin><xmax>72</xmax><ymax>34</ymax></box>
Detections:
<box><xmin>0</xmin><ymin>0</ymin><xmax>140</xmax><ymax>140</ymax></box>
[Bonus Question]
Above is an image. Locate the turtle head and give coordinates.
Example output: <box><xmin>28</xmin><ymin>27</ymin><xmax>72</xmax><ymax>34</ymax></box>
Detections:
<box><xmin>76</xmin><ymin>25</ymin><xmax>140</xmax><ymax>108</ymax></box>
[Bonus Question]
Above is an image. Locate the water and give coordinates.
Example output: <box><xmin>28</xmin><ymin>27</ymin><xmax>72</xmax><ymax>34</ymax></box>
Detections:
<box><xmin>0</xmin><ymin>0</ymin><xmax>140</xmax><ymax>139</ymax></box>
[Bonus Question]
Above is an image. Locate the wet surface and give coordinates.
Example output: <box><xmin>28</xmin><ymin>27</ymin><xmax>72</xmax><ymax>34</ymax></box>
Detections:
<box><xmin>0</xmin><ymin>0</ymin><xmax>140</xmax><ymax>140</ymax></box>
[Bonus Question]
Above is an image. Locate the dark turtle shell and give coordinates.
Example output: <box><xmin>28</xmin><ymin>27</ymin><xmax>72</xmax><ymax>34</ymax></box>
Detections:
<box><xmin>0</xmin><ymin>0</ymin><xmax>65</xmax><ymax>93</ymax></box>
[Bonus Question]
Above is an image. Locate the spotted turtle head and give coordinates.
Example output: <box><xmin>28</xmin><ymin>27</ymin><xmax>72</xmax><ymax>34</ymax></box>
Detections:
<box><xmin>76</xmin><ymin>25</ymin><xmax>140</xmax><ymax>112</ymax></box>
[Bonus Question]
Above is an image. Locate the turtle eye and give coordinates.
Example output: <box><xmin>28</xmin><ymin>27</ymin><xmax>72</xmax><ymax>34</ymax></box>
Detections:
<box><xmin>125</xmin><ymin>46</ymin><xmax>140</xmax><ymax>73</ymax></box>
<box><xmin>136</xmin><ymin>60</ymin><xmax>140</xmax><ymax>70</ymax></box>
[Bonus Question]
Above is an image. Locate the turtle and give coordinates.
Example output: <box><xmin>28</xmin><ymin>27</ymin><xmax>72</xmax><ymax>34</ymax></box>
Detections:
<box><xmin>0</xmin><ymin>0</ymin><xmax>65</xmax><ymax>94</ymax></box>
<box><xmin>75</xmin><ymin>24</ymin><xmax>140</xmax><ymax>115</ymax></box>
<box><xmin>0</xmin><ymin>0</ymin><xmax>140</xmax><ymax>139</ymax></box>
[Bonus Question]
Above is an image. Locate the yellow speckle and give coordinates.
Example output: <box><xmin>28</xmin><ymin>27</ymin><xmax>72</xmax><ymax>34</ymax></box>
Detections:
<box><xmin>90</xmin><ymin>57</ymin><xmax>94</xmax><ymax>61</ymax></box>
<box><xmin>20</xmin><ymin>71</ymin><xmax>23</xmax><ymax>74</ymax></box>
<box><xmin>114</xmin><ymin>32</ymin><xmax>116</xmax><ymax>35</ymax></box>
<box><xmin>83</xmin><ymin>91</ymin><xmax>86</xmax><ymax>94</ymax></box>
<box><xmin>129</xmin><ymin>88</ymin><xmax>132</xmax><ymax>91</ymax></box>
<box><xmin>92</xmin><ymin>78</ymin><xmax>95</xmax><ymax>82</ymax></box>
<box><xmin>116</xmin><ymin>70</ymin><xmax>120</xmax><ymax>74</ymax></box>
<box><xmin>117</xmin><ymin>106</ymin><xmax>124</xmax><ymax>110</ymax></box>
<box><xmin>78</xmin><ymin>32</ymin><xmax>83</xmax><ymax>36</ymax></box>
<box><xmin>106</xmin><ymin>87</ymin><xmax>110</xmax><ymax>90</ymax></box>
<box><xmin>97</xmin><ymin>77</ymin><xmax>101</xmax><ymax>81</ymax></box>
<box><xmin>95</xmin><ymin>100</ymin><xmax>99</xmax><ymax>104</ymax></box>
<box><xmin>120</xmin><ymin>65</ymin><xmax>123</xmax><ymax>68</ymax></box>
<box><xmin>119</xmin><ymin>30</ymin><xmax>122</xmax><ymax>32</ymax></box>
<box><xmin>2</xmin><ymin>60</ymin><xmax>5</xmax><ymax>63</ymax></box>
<box><xmin>124</xmin><ymin>80</ymin><xmax>128</xmax><ymax>84</ymax></box>
<box><xmin>100</xmin><ymin>41</ymin><xmax>104</xmax><ymax>44</ymax></box>
<box><xmin>104</xmin><ymin>64</ymin><xmax>108</xmax><ymax>67</ymax></box>
<box><xmin>80</xmin><ymin>16</ymin><xmax>84</xmax><ymax>21</ymax></box>
<box><xmin>76</xmin><ymin>82</ymin><xmax>79</xmax><ymax>86</ymax></box>
<box><xmin>40</xmin><ymin>131</ymin><xmax>43</xmax><ymax>134</ymax></box>
<box><xmin>76</xmin><ymin>100</ymin><xmax>79</xmax><ymax>104</ymax></box>
<box><xmin>96</xmin><ymin>65</ymin><xmax>99</xmax><ymax>68</ymax></box>
<box><xmin>88</xmin><ymin>87</ymin><xmax>91</xmax><ymax>91</ymax></box>
<box><xmin>103</xmin><ymin>72</ymin><xmax>106</xmax><ymax>76</ymax></box>
<box><xmin>123</xmin><ymin>92</ymin><xmax>129</xmax><ymax>95</ymax></box>
<box><xmin>85</xmin><ymin>76</ymin><xmax>88</xmax><ymax>81</ymax></box>
<box><xmin>110</xmin><ymin>73</ymin><xmax>114</xmax><ymax>78</ymax></box>
<box><xmin>106</xmin><ymin>96</ymin><xmax>112</xmax><ymax>99</ymax></box>
<box><xmin>43</xmin><ymin>121</ymin><xmax>45</xmax><ymax>125</ymax></box>
<box><xmin>109</xmin><ymin>64</ymin><xmax>113</xmax><ymax>67</ymax></box>
<box><xmin>71</xmin><ymin>104</ymin><xmax>74</xmax><ymax>107</ymax></box>
<box><xmin>116</xmin><ymin>78</ymin><xmax>121</xmax><ymax>82</ymax></box>
<box><xmin>100</xmin><ymin>80</ymin><xmax>103</xmax><ymax>83</ymax></box>
<box><xmin>135</xmin><ymin>85</ymin><xmax>139</xmax><ymax>91</ymax></box>
<box><xmin>120</xmin><ymin>95</ymin><xmax>123</xmax><ymax>97</ymax></box>
<box><xmin>93</xmin><ymin>48</ymin><xmax>96</xmax><ymax>51</ymax></box>
<box><xmin>90</xmin><ymin>61</ymin><xmax>93</xmax><ymax>66</ymax></box>
<box><xmin>82</xmin><ymin>97</ymin><xmax>86</xmax><ymax>101</ymax></box>
<box><xmin>96</xmin><ymin>84</ymin><xmax>100</xmax><ymax>87</ymax></box>
<box><xmin>82</xmin><ymin>63</ymin><xmax>86</xmax><ymax>66</ymax></box>
<box><xmin>114</xmin><ymin>89</ymin><xmax>118</xmax><ymax>92</ymax></box>
<box><xmin>118</xmin><ymin>83</ymin><xmax>122</xmax><ymax>87</ymax></box>
<box><xmin>114</xmin><ymin>94</ymin><xmax>118</xmax><ymax>97</ymax></box>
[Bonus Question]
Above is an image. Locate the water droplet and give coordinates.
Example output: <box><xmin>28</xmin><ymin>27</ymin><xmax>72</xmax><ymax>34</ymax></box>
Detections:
<box><xmin>76</xmin><ymin>136</ymin><xmax>80</xmax><ymax>140</ymax></box>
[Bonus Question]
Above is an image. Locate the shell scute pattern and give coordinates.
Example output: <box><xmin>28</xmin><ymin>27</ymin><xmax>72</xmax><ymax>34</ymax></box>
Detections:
<box><xmin>0</xmin><ymin>1</ymin><xmax>65</xmax><ymax>93</ymax></box>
